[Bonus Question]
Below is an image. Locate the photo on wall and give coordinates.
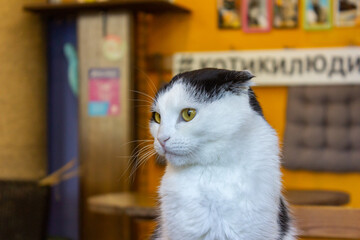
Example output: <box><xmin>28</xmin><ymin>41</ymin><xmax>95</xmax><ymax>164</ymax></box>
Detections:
<box><xmin>242</xmin><ymin>0</ymin><xmax>272</xmax><ymax>32</ymax></box>
<box><xmin>273</xmin><ymin>0</ymin><xmax>299</xmax><ymax>28</ymax></box>
<box><xmin>303</xmin><ymin>0</ymin><xmax>332</xmax><ymax>30</ymax></box>
<box><xmin>218</xmin><ymin>0</ymin><xmax>242</xmax><ymax>29</ymax></box>
<box><xmin>334</xmin><ymin>0</ymin><xmax>358</xmax><ymax>27</ymax></box>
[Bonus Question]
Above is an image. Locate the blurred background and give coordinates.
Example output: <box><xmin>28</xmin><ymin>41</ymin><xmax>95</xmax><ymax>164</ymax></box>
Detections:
<box><xmin>0</xmin><ymin>0</ymin><xmax>359</xmax><ymax>240</ymax></box>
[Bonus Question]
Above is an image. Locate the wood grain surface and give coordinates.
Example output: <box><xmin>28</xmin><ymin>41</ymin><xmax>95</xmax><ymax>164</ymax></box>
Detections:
<box><xmin>78</xmin><ymin>12</ymin><xmax>134</xmax><ymax>240</ymax></box>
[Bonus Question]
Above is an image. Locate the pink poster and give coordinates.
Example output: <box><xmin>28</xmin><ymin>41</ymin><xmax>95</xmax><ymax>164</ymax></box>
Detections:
<box><xmin>88</xmin><ymin>68</ymin><xmax>120</xmax><ymax>116</ymax></box>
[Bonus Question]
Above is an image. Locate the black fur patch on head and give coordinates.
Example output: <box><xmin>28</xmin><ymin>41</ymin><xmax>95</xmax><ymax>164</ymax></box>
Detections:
<box><xmin>154</xmin><ymin>68</ymin><xmax>265</xmax><ymax>116</ymax></box>
<box><xmin>155</xmin><ymin>68</ymin><xmax>254</xmax><ymax>102</ymax></box>
<box><xmin>278</xmin><ymin>197</ymin><xmax>290</xmax><ymax>239</ymax></box>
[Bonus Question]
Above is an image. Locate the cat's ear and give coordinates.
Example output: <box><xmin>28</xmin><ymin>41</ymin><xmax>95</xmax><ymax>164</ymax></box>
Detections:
<box><xmin>231</xmin><ymin>70</ymin><xmax>255</xmax><ymax>89</ymax></box>
<box><xmin>235</xmin><ymin>70</ymin><xmax>254</xmax><ymax>83</ymax></box>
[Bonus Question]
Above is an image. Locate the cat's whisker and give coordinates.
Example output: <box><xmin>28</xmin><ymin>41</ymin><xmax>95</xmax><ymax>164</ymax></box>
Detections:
<box><xmin>132</xmin><ymin>103</ymin><xmax>153</xmax><ymax>108</ymax></box>
<box><xmin>134</xmin><ymin>105</ymin><xmax>152</xmax><ymax>109</ymax></box>
<box><xmin>116</xmin><ymin>156</ymin><xmax>138</xmax><ymax>159</ymax></box>
<box><xmin>117</xmin><ymin>139</ymin><xmax>153</xmax><ymax>151</ymax></box>
<box><xmin>130</xmin><ymin>102</ymin><xmax>153</xmax><ymax>108</ymax></box>
<box><xmin>131</xmin><ymin>146</ymin><xmax>156</xmax><ymax>171</ymax></box>
<box><xmin>117</xmin><ymin>143</ymin><xmax>154</xmax><ymax>181</ymax></box>
<box><xmin>119</xmin><ymin>150</ymin><xmax>153</xmax><ymax>180</ymax></box>
<box><xmin>135</xmin><ymin>67</ymin><xmax>158</xmax><ymax>97</ymax></box>
<box><xmin>133</xmin><ymin>103</ymin><xmax>152</xmax><ymax>108</ymax></box>
<box><xmin>143</xmin><ymin>78</ymin><xmax>157</xmax><ymax>98</ymax></box>
<box><xmin>116</xmin><ymin>145</ymin><xmax>152</xmax><ymax>160</ymax></box>
<box><xmin>137</xmin><ymin>148</ymin><xmax>155</xmax><ymax>163</ymax></box>
<box><xmin>129</xmin><ymin>97</ymin><xmax>153</xmax><ymax>102</ymax></box>
<box><xmin>128</xmin><ymin>150</ymin><xmax>156</xmax><ymax>183</ymax></box>
<box><xmin>131</xmin><ymin>144</ymin><xmax>154</xmax><ymax>161</ymax></box>
<box><xmin>129</xmin><ymin>98</ymin><xmax>154</xmax><ymax>105</ymax></box>
<box><xmin>131</xmin><ymin>90</ymin><xmax>155</xmax><ymax>102</ymax></box>
<box><xmin>147</xmin><ymin>81</ymin><xmax>158</xmax><ymax>98</ymax></box>
<box><xmin>127</xmin><ymin>146</ymin><xmax>152</xmax><ymax>166</ymax></box>
<box><xmin>137</xmin><ymin>147</ymin><xmax>155</xmax><ymax>162</ymax></box>
<box><xmin>116</xmin><ymin>142</ymin><xmax>152</xmax><ymax>159</ymax></box>
<box><xmin>118</xmin><ymin>150</ymin><xmax>145</xmax><ymax>180</ymax></box>
<box><xmin>129</xmin><ymin>140</ymin><xmax>152</xmax><ymax>150</ymax></box>
<box><xmin>134</xmin><ymin>153</ymin><xmax>156</xmax><ymax>180</ymax></box>
<box><xmin>135</xmin><ymin>150</ymin><xmax>156</xmax><ymax>170</ymax></box>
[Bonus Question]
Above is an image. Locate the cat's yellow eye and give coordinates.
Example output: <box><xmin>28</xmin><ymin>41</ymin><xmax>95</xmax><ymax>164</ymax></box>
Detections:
<box><xmin>181</xmin><ymin>108</ymin><xmax>196</xmax><ymax>122</ymax></box>
<box><xmin>153</xmin><ymin>112</ymin><xmax>161</xmax><ymax>124</ymax></box>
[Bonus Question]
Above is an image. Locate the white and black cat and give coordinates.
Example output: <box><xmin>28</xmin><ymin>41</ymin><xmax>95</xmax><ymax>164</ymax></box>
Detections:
<box><xmin>149</xmin><ymin>68</ymin><xmax>296</xmax><ymax>240</ymax></box>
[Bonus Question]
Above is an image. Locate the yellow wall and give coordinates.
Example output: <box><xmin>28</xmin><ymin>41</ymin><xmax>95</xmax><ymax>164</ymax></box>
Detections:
<box><xmin>146</xmin><ymin>0</ymin><xmax>360</xmax><ymax>207</ymax></box>
<box><xmin>0</xmin><ymin>0</ymin><xmax>46</xmax><ymax>180</ymax></box>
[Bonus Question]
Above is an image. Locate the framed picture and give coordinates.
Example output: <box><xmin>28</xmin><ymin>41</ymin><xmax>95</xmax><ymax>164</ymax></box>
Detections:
<box><xmin>303</xmin><ymin>0</ymin><xmax>332</xmax><ymax>30</ymax></box>
<box><xmin>334</xmin><ymin>0</ymin><xmax>358</xmax><ymax>27</ymax></box>
<box><xmin>242</xmin><ymin>0</ymin><xmax>272</xmax><ymax>33</ymax></box>
<box><xmin>273</xmin><ymin>0</ymin><xmax>299</xmax><ymax>28</ymax></box>
<box><xmin>218</xmin><ymin>0</ymin><xmax>242</xmax><ymax>29</ymax></box>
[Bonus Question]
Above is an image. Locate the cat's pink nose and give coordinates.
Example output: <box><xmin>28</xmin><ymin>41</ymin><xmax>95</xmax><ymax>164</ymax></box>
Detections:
<box><xmin>158</xmin><ymin>136</ymin><xmax>170</xmax><ymax>148</ymax></box>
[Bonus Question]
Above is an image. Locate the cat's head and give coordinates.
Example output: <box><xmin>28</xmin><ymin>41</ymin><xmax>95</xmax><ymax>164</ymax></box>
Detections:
<box><xmin>149</xmin><ymin>68</ymin><xmax>263</xmax><ymax>167</ymax></box>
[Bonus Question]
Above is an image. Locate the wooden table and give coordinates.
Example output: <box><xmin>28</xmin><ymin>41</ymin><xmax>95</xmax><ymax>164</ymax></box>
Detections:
<box><xmin>89</xmin><ymin>192</ymin><xmax>158</xmax><ymax>219</ymax></box>
<box><xmin>88</xmin><ymin>191</ymin><xmax>360</xmax><ymax>239</ymax></box>
<box><xmin>88</xmin><ymin>190</ymin><xmax>350</xmax><ymax>219</ymax></box>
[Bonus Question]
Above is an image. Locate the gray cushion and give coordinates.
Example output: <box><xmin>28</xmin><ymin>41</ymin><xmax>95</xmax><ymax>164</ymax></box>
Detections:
<box><xmin>283</xmin><ymin>86</ymin><xmax>360</xmax><ymax>172</ymax></box>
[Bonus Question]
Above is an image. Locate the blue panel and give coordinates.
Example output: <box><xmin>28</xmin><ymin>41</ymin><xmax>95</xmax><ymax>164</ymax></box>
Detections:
<box><xmin>47</xmin><ymin>18</ymin><xmax>79</xmax><ymax>240</ymax></box>
<box><xmin>88</xmin><ymin>102</ymin><xmax>109</xmax><ymax>116</ymax></box>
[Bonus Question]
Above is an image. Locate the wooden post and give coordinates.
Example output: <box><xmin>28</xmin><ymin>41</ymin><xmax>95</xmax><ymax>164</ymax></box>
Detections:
<box><xmin>78</xmin><ymin>12</ymin><xmax>134</xmax><ymax>240</ymax></box>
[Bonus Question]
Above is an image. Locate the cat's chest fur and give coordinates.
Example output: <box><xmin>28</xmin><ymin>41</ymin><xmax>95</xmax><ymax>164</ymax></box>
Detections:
<box><xmin>159</xmin><ymin>163</ymin><xmax>280</xmax><ymax>240</ymax></box>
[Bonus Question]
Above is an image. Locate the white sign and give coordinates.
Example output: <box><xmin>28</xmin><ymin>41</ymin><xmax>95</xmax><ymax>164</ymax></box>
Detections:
<box><xmin>173</xmin><ymin>47</ymin><xmax>360</xmax><ymax>86</ymax></box>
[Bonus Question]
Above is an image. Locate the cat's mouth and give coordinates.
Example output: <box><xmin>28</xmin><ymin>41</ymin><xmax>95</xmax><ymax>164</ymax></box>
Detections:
<box><xmin>164</xmin><ymin>150</ymin><xmax>184</xmax><ymax>157</ymax></box>
<box><xmin>160</xmin><ymin>145</ymin><xmax>186</xmax><ymax>157</ymax></box>
<box><xmin>156</xmin><ymin>139</ymin><xmax>190</xmax><ymax>158</ymax></box>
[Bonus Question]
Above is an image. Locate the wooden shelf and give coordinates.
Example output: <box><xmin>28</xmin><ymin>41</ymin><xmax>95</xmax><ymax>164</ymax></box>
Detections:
<box><xmin>24</xmin><ymin>0</ymin><xmax>191</xmax><ymax>15</ymax></box>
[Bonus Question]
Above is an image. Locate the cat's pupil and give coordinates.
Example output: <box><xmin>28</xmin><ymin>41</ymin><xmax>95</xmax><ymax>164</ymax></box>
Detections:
<box><xmin>187</xmin><ymin>110</ymin><xmax>191</xmax><ymax>116</ymax></box>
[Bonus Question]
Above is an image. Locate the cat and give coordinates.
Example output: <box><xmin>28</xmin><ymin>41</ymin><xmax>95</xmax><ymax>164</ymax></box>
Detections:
<box><xmin>149</xmin><ymin>68</ymin><xmax>296</xmax><ymax>240</ymax></box>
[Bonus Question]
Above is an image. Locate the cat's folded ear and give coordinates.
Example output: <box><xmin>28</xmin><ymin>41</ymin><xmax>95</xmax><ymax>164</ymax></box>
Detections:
<box><xmin>229</xmin><ymin>70</ymin><xmax>255</xmax><ymax>89</ymax></box>
<box><xmin>234</xmin><ymin>70</ymin><xmax>255</xmax><ymax>84</ymax></box>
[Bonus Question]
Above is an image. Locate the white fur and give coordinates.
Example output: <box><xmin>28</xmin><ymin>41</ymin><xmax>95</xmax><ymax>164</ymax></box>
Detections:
<box><xmin>150</xmin><ymin>81</ymin><xmax>296</xmax><ymax>240</ymax></box>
